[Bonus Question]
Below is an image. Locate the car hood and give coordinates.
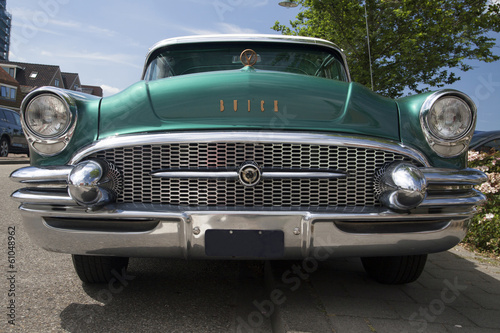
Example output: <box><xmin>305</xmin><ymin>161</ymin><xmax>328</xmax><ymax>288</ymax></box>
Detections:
<box><xmin>99</xmin><ymin>69</ymin><xmax>400</xmax><ymax>141</ymax></box>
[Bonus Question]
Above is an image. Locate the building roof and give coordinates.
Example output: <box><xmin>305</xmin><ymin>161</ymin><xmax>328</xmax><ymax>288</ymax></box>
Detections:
<box><xmin>81</xmin><ymin>85</ymin><xmax>103</xmax><ymax>97</ymax></box>
<box><xmin>0</xmin><ymin>60</ymin><xmax>60</xmax><ymax>87</ymax></box>
<box><xmin>0</xmin><ymin>67</ymin><xmax>19</xmax><ymax>86</ymax></box>
<box><xmin>61</xmin><ymin>72</ymin><xmax>80</xmax><ymax>90</ymax></box>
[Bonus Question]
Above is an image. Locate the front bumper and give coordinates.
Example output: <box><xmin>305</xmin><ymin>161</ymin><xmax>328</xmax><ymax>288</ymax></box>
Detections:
<box><xmin>14</xmin><ymin>200</ymin><xmax>481</xmax><ymax>259</ymax></box>
<box><xmin>10</xmin><ymin>131</ymin><xmax>487</xmax><ymax>259</ymax></box>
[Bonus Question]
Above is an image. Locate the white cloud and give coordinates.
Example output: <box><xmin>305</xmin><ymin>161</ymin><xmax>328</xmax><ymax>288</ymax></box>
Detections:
<box><xmin>217</xmin><ymin>23</ymin><xmax>259</xmax><ymax>34</ymax></box>
<box><xmin>101</xmin><ymin>85</ymin><xmax>121</xmax><ymax>97</ymax></box>
<box><xmin>179</xmin><ymin>22</ymin><xmax>258</xmax><ymax>35</ymax></box>
<box><xmin>55</xmin><ymin>51</ymin><xmax>142</xmax><ymax>69</ymax></box>
<box><xmin>10</xmin><ymin>20</ymin><xmax>66</xmax><ymax>37</ymax></box>
<box><xmin>88</xmin><ymin>25</ymin><xmax>117</xmax><ymax>38</ymax></box>
<box><xmin>10</xmin><ymin>7</ymin><xmax>117</xmax><ymax>39</ymax></box>
<box><xmin>186</xmin><ymin>0</ymin><xmax>269</xmax><ymax>8</ymax></box>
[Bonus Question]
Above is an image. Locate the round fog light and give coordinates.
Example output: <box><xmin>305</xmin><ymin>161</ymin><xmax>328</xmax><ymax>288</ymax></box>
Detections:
<box><xmin>377</xmin><ymin>163</ymin><xmax>427</xmax><ymax>211</ymax></box>
<box><xmin>68</xmin><ymin>160</ymin><xmax>104</xmax><ymax>206</ymax></box>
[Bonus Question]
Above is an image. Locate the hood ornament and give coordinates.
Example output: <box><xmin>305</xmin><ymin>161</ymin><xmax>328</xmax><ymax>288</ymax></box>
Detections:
<box><xmin>240</xmin><ymin>49</ymin><xmax>258</xmax><ymax>67</ymax></box>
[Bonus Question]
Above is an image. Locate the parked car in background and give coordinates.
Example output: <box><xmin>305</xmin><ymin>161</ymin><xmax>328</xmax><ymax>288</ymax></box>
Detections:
<box><xmin>470</xmin><ymin>130</ymin><xmax>500</xmax><ymax>153</ymax></box>
<box><xmin>0</xmin><ymin>107</ymin><xmax>29</xmax><ymax>157</ymax></box>
<box><xmin>10</xmin><ymin>35</ymin><xmax>487</xmax><ymax>285</ymax></box>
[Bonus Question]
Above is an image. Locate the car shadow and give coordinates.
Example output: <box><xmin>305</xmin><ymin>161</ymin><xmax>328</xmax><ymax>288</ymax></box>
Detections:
<box><xmin>59</xmin><ymin>259</ymin><xmax>267</xmax><ymax>332</ymax></box>
<box><xmin>58</xmin><ymin>250</ymin><xmax>500</xmax><ymax>332</ymax></box>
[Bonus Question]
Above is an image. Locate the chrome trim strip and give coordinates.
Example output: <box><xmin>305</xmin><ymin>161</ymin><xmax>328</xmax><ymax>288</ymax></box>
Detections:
<box><xmin>11</xmin><ymin>189</ymin><xmax>76</xmax><ymax>206</ymax></box>
<box><xmin>19</xmin><ymin>204</ymin><xmax>474</xmax><ymax>222</ymax></box>
<box><xmin>423</xmin><ymin>168</ymin><xmax>487</xmax><ymax>185</ymax></box>
<box><xmin>261</xmin><ymin>171</ymin><xmax>347</xmax><ymax>179</ymax></box>
<box><xmin>420</xmin><ymin>189</ymin><xmax>486</xmax><ymax>207</ymax></box>
<box><xmin>70</xmin><ymin>131</ymin><xmax>431</xmax><ymax>167</ymax></box>
<box><xmin>143</xmin><ymin>34</ymin><xmax>351</xmax><ymax>82</ymax></box>
<box><xmin>152</xmin><ymin>171</ymin><xmax>238</xmax><ymax>179</ymax></box>
<box><xmin>10</xmin><ymin>166</ymin><xmax>72</xmax><ymax>184</ymax></box>
<box><xmin>151</xmin><ymin>170</ymin><xmax>348</xmax><ymax>179</ymax></box>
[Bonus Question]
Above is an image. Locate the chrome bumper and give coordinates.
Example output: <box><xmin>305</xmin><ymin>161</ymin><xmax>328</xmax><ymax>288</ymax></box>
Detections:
<box><xmin>11</xmin><ymin>164</ymin><xmax>487</xmax><ymax>259</ymax></box>
<box><xmin>18</xmin><ymin>204</ymin><xmax>474</xmax><ymax>258</ymax></box>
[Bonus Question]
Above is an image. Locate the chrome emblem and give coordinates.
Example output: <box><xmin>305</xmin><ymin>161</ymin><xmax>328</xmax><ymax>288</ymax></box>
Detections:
<box><xmin>240</xmin><ymin>49</ymin><xmax>258</xmax><ymax>67</ymax></box>
<box><xmin>238</xmin><ymin>161</ymin><xmax>261</xmax><ymax>187</ymax></box>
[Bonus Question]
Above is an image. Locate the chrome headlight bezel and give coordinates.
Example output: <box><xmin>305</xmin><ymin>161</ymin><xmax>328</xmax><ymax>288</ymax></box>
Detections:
<box><xmin>20</xmin><ymin>87</ymin><xmax>78</xmax><ymax>156</ymax></box>
<box><xmin>420</xmin><ymin>90</ymin><xmax>476</xmax><ymax>158</ymax></box>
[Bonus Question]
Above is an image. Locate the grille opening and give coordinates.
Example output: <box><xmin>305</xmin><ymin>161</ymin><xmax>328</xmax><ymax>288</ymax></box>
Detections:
<box><xmin>88</xmin><ymin>142</ymin><xmax>420</xmax><ymax>207</ymax></box>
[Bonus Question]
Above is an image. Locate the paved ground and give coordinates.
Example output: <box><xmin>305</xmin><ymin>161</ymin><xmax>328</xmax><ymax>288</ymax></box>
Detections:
<box><xmin>1</xmin><ymin>162</ymin><xmax>499</xmax><ymax>332</ymax></box>
<box><xmin>0</xmin><ymin>154</ymin><xmax>30</xmax><ymax>165</ymax></box>
<box><xmin>267</xmin><ymin>248</ymin><xmax>500</xmax><ymax>333</ymax></box>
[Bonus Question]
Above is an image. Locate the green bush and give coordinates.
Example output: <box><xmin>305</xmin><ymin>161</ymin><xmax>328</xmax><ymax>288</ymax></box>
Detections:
<box><xmin>462</xmin><ymin>150</ymin><xmax>500</xmax><ymax>256</ymax></box>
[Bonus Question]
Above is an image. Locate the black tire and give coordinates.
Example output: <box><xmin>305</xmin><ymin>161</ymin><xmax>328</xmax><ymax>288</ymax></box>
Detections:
<box><xmin>72</xmin><ymin>255</ymin><xmax>129</xmax><ymax>284</ymax></box>
<box><xmin>361</xmin><ymin>254</ymin><xmax>427</xmax><ymax>284</ymax></box>
<box><xmin>0</xmin><ymin>137</ymin><xmax>9</xmax><ymax>157</ymax></box>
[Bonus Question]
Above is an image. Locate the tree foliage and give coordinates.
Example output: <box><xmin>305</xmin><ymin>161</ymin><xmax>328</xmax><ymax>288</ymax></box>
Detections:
<box><xmin>273</xmin><ymin>0</ymin><xmax>500</xmax><ymax>98</ymax></box>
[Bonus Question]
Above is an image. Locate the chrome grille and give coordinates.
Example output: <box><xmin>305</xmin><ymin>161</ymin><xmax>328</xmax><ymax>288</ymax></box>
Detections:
<box><xmin>89</xmin><ymin>142</ymin><xmax>420</xmax><ymax>207</ymax></box>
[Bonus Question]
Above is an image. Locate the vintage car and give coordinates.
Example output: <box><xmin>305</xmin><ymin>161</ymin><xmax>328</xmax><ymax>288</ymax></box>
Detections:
<box><xmin>470</xmin><ymin>130</ymin><xmax>500</xmax><ymax>152</ymax></box>
<box><xmin>10</xmin><ymin>35</ymin><xmax>487</xmax><ymax>285</ymax></box>
<box><xmin>0</xmin><ymin>108</ymin><xmax>29</xmax><ymax>157</ymax></box>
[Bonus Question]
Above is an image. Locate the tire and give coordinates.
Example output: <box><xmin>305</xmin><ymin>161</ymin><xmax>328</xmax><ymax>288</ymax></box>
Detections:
<box><xmin>0</xmin><ymin>137</ymin><xmax>9</xmax><ymax>157</ymax></box>
<box><xmin>361</xmin><ymin>254</ymin><xmax>427</xmax><ymax>284</ymax></box>
<box><xmin>72</xmin><ymin>255</ymin><xmax>129</xmax><ymax>284</ymax></box>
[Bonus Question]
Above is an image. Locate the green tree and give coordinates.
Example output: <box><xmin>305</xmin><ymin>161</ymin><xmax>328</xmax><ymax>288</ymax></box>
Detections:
<box><xmin>273</xmin><ymin>0</ymin><xmax>500</xmax><ymax>98</ymax></box>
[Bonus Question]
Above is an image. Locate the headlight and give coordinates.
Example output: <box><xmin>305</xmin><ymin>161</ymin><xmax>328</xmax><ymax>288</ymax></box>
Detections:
<box><xmin>21</xmin><ymin>88</ymin><xmax>77</xmax><ymax>156</ymax></box>
<box><xmin>25</xmin><ymin>94</ymin><xmax>71</xmax><ymax>138</ymax></box>
<box><xmin>420</xmin><ymin>90</ymin><xmax>476</xmax><ymax>158</ymax></box>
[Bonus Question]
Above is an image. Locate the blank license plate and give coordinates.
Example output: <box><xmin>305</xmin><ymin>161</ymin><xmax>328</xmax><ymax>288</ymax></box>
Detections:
<box><xmin>205</xmin><ymin>230</ymin><xmax>284</xmax><ymax>258</ymax></box>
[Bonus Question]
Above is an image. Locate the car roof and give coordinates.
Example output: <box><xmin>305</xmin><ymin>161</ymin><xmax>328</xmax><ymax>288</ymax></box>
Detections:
<box><xmin>470</xmin><ymin>130</ymin><xmax>500</xmax><ymax>150</ymax></box>
<box><xmin>147</xmin><ymin>34</ymin><xmax>344</xmax><ymax>54</ymax></box>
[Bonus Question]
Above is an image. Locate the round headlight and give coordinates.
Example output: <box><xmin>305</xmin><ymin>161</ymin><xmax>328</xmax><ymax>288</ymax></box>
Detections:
<box><xmin>25</xmin><ymin>94</ymin><xmax>71</xmax><ymax>138</ymax></box>
<box><xmin>427</xmin><ymin>96</ymin><xmax>472</xmax><ymax>140</ymax></box>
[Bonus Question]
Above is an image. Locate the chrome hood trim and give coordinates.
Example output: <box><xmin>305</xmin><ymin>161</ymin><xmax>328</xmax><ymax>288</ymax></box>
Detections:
<box><xmin>70</xmin><ymin>131</ymin><xmax>431</xmax><ymax>166</ymax></box>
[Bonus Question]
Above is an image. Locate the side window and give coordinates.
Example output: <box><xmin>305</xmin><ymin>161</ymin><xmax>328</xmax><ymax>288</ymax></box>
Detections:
<box><xmin>0</xmin><ymin>110</ymin><xmax>6</xmax><ymax>122</ymax></box>
<box><xmin>5</xmin><ymin>110</ymin><xmax>16</xmax><ymax>124</ymax></box>
<box><xmin>13</xmin><ymin>112</ymin><xmax>21</xmax><ymax>126</ymax></box>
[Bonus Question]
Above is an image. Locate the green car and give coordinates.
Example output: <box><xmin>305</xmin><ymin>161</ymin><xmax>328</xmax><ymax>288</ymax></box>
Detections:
<box><xmin>10</xmin><ymin>35</ymin><xmax>487</xmax><ymax>285</ymax></box>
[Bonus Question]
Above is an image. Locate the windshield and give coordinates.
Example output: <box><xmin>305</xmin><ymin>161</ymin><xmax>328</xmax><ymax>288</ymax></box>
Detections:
<box><xmin>144</xmin><ymin>42</ymin><xmax>348</xmax><ymax>82</ymax></box>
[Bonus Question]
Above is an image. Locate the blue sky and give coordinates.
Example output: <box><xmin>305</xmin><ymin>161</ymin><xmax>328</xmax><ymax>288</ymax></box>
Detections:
<box><xmin>7</xmin><ymin>0</ymin><xmax>500</xmax><ymax>131</ymax></box>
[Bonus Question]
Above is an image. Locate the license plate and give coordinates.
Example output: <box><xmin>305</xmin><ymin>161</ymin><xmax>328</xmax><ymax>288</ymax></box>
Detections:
<box><xmin>205</xmin><ymin>229</ymin><xmax>284</xmax><ymax>258</ymax></box>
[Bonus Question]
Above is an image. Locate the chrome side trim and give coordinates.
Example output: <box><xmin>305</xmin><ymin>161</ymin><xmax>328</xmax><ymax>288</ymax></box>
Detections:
<box><xmin>420</xmin><ymin>189</ymin><xmax>486</xmax><ymax>207</ymax></box>
<box><xmin>69</xmin><ymin>131</ymin><xmax>431</xmax><ymax>167</ymax></box>
<box><xmin>10</xmin><ymin>166</ymin><xmax>72</xmax><ymax>184</ymax></box>
<box><xmin>422</xmin><ymin>168</ymin><xmax>487</xmax><ymax>185</ymax></box>
<box><xmin>261</xmin><ymin>171</ymin><xmax>347</xmax><ymax>179</ymax></box>
<box><xmin>11</xmin><ymin>189</ymin><xmax>76</xmax><ymax>206</ymax></box>
<box><xmin>152</xmin><ymin>171</ymin><xmax>238</xmax><ymax>179</ymax></box>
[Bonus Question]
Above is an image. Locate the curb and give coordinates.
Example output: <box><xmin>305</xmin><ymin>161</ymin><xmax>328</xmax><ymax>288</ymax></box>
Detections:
<box><xmin>0</xmin><ymin>158</ymin><xmax>30</xmax><ymax>165</ymax></box>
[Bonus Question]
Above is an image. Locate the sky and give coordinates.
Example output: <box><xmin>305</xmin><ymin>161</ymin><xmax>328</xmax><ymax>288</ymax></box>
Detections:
<box><xmin>6</xmin><ymin>0</ymin><xmax>500</xmax><ymax>131</ymax></box>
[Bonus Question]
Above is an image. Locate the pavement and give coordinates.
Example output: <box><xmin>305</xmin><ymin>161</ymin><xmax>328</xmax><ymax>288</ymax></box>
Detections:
<box><xmin>265</xmin><ymin>246</ymin><xmax>500</xmax><ymax>333</ymax></box>
<box><xmin>0</xmin><ymin>154</ymin><xmax>30</xmax><ymax>164</ymax></box>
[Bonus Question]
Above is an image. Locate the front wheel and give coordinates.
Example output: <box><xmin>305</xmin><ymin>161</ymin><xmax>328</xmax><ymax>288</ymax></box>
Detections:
<box><xmin>361</xmin><ymin>254</ymin><xmax>427</xmax><ymax>284</ymax></box>
<box><xmin>72</xmin><ymin>255</ymin><xmax>129</xmax><ymax>284</ymax></box>
<box><xmin>0</xmin><ymin>138</ymin><xmax>9</xmax><ymax>157</ymax></box>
